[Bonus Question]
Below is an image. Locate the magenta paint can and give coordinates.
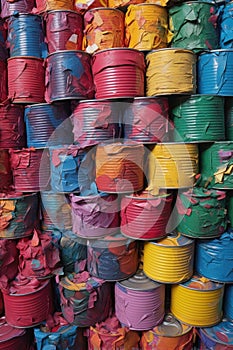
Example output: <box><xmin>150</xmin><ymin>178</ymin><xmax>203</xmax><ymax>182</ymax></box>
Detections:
<box><xmin>0</xmin><ymin>104</ymin><xmax>25</xmax><ymax>149</ymax></box>
<box><xmin>1</xmin><ymin>0</ymin><xmax>35</xmax><ymax>19</ymax></box>
<box><xmin>45</xmin><ymin>10</ymin><xmax>83</xmax><ymax>54</ymax></box>
<box><xmin>0</xmin><ymin>317</ymin><xmax>33</xmax><ymax>350</ymax></box>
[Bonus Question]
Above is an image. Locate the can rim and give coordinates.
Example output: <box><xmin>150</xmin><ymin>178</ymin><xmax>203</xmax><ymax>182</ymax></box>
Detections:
<box><xmin>47</xmin><ymin>50</ymin><xmax>91</xmax><ymax>57</ymax></box>
<box><xmin>124</xmin><ymin>191</ymin><xmax>171</xmax><ymax>200</ymax></box>
<box><xmin>178</xmin><ymin>277</ymin><xmax>224</xmax><ymax>291</ymax></box>
<box><xmin>46</xmin><ymin>9</ymin><xmax>82</xmax><ymax>15</ymax></box>
<box><xmin>0</xmin><ymin>192</ymin><xmax>38</xmax><ymax>200</ymax></box>
<box><xmin>199</xmin><ymin>49</ymin><xmax>233</xmax><ymax>55</ymax></box>
<box><xmin>93</xmin><ymin>47</ymin><xmax>145</xmax><ymax>56</ymax></box>
<box><xmin>85</xmin><ymin>7</ymin><xmax>124</xmax><ymax>13</ymax></box>
<box><xmin>7</xmin><ymin>56</ymin><xmax>44</xmax><ymax>61</ymax></box>
<box><xmin>146</xmin><ymin>47</ymin><xmax>195</xmax><ymax>55</ymax></box>
<box><xmin>147</xmin><ymin>232</ymin><xmax>194</xmax><ymax>248</ymax></box>
<box><xmin>5</xmin><ymin>278</ymin><xmax>51</xmax><ymax>297</ymax></box>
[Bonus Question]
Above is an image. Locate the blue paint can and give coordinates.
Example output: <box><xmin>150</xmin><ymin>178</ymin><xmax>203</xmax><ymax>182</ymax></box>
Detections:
<box><xmin>195</xmin><ymin>230</ymin><xmax>233</xmax><ymax>283</ymax></box>
<box><xmin>50</xmin><ymin>146</ymin><xmax>86</xmax><ymax>193</ymax></box>
<box><xmin>199</xmin><ymin>319</ymin><xmax>233</xmax><ymax>349</ymax></box>
<box><xmin>7</xmin><ymin>14</ymin><xmax>47</xmax><ymax>58</ymax></box>
<box><xmin>224</xmin><ymin>284</ymin><xmax>233</xmax><ymax>321</ymax></box>
<box><xmin>24</xmin><ymin>102</ymin><xmax>73</xmax><ymax>148</ymax></box>
<box><xmin>46</xmin><ymin>50</ymin><xmax>94</xmax><ymax>102</ymax></box>
<box><xmin>198</xmin><ymin>49</ymin><xmax>233</xmax><ymax>96</ymax></box>
<box><xmin>220</xmin><ymin>2</ymin><xmax>233</xmax><ymax>48</ymax></box>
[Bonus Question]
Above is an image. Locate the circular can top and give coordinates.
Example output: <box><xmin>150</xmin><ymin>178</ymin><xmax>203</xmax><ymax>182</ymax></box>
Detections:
<box><xmin>0</xmin><ymin>191</ymin><xmax>38</xmax><ymax>200</ymax></box>
<box><xmin>201</xmin><ymin>319</ymin><xmax>233</xmax><ymax>345</ymax></box>
<box><xmin>153</xmin><ymin>314</ymin><xmax>192</xmax><ymax>337</ymax></box>
<box><xmin>118</xmin><ymin>270</ymin><xmax>162</xmax><ymax>291</ymax></box>
<box><xmin>0</xmin><ymin>317</ymin><xmax>25</xmax><ymax>342</ymax></box>
<box><xmin>125</xmin><ymin>190</ymin><xmax>170</xmax><ymax>201</ymax></box>
<box><xmin>181</xmin><ymin>275</ymin><xmax>224</xmax><ymax>291</ymax></box>
<box><xmin>152</xmin><ymin>232</ymin><xmax>194</xmax><ymax>247</ymax></box>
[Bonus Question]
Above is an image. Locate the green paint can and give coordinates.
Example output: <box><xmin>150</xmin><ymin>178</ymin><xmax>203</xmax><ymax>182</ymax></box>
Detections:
<box><xmin>200</xmin><ymin>141</ymin><xmax>233</xmax><ymax>189</ymax></box>
<box><xmin>226</xmin><ymin>190</ymin><xmax>233</xmax><ymax>228</ymax></box>
<box><xmin>176</xmin><ymin>187</ymin><xmax>227</xmax><ymax>239</ymax></box>
<box><xmin>171</xmin><ymin>95</ymin><xmax>225</xmax><ymax>142</ymax></box>
<box><xmin>169</xmin><ymin>1</ymin><xmax>219</xmax><ymax>53</ymax></box>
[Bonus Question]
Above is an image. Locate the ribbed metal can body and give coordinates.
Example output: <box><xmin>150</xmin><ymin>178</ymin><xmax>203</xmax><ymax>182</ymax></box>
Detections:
<box><xmin>0</xmin><ymin>150</ymin><xmax>12</xmax><ymax>191</ymax></box>
<box><xmin>198</xmin><ymin>50</ymin><xmax>233</xmax><ymax>96</ymax></box>
<box><xmin>143</xmin><ymin>233</ymin><xmax>194</xmax><ymax>283</ymax></box>
<box><xmin>171</xmin><ymin>95</ymin><xmax>225</xmax><ymax>142</ymax></box>
<box><xmin>199</xmin><ymin>320</ymin><xmax>233</xmax><ymax>349</ymax></box>
<box><xmin>219</xmin><ymin>1</ymin><xmax>233</xmax><ymax>49</ymax></box>
<box><xmin>171</xmin><ymin>276</ymin><xmax>224</xmax><ymax>327</ymax></box>
<box><xmin>224</xmin><ymin>284</ymin><xmax>233</xmax><ymax>321</ymax></box>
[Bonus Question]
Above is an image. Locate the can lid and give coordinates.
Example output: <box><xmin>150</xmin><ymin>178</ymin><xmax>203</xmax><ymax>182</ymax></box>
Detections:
<box><xmin>152</xmin><ymin>232</ymin><xmax>193</xmax><ymax>247</ymax></box>
<box><xmin>153</xmin><ymin>314</ymin><xmax>192</xmax><ymax>337</ymax></box>
<box><xmin>202</xmin><ymin>319</ymin><xmax>233</xmax><ymax>345</ymax></box>
<box><xmin>181</xmin><ymin>275</ymin><xmax>223</xmax><ymax>291</ymax></box>
<box><xmin>0</xmin><ymin>317</ymin><xmax>25</xmax><ymax>342</ymax></box>
<box><xmin>118</xmin><ymin>270</ymin><xmax>161</xmax><ymax>290</ymax></box>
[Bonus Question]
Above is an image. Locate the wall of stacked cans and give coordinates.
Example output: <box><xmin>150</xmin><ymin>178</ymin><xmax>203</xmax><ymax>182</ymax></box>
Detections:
<box><xmin>1</xmin><ymin>0</ymin><xmax>233</xmax><ymax>348</ymax></box>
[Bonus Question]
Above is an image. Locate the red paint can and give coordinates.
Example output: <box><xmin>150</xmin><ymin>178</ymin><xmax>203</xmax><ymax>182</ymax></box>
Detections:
<box><xmin>0</xmin><ymin>60</ymin><xmax>7</xmax><ymax>103</ymax></box>
<box><xmin>0</xmin><ymin>150</ymin><xmax>12</xmax><ymax>192</ymax></box>
<box><xmin>121</xmin><ymin>191</ymin><xmax>173</xmax><ymax>240</ymax></box>
<box><xmin>3</xmin><ymin>277</ymin><xmax>53</xmax><ymax>328</ymax></box>
<box><xmin>92</xmin><ymin>48</ymin><xmax>145</xmax><ymax>99</ymax></box>
<box><xmin>1</xmin><ymin>0</ymin><xmax>35</xmax><ymax>19</ymax></box>
<box><xmin>123</xmin><ymin>97</ymin><xmax>170</xmax><ymax>143</ymax></box>
<box><xmin>45</xmin><ymin>10</ymin><xmax>83</xmax><ymax>54</ymax></box>
<box><xmin>0</xmin><ymin>240</ymin><xmax>18</xmax><ymax>285</ymax></box>
<box><xmin>0</xmin><ymin>104</ymin><xmax>26</xmax><ymax>149</ymax></box>
<box><xmin>0</xmin><ymin>317</ymin><xmax>33</xmax><ymax>350</ymax></box>
<box><xmin>8</xmin><ymin>57</ymin><xmax>45</xmax><ymax>104</ymax></box>
<box><xmin>9</xmin><ymin>148</ymin><xmax>50</xmax><ymax>192</ymax></box>
<box><xmin>71</xmin><ymin>99</ymin><xmax>121</xmax><ymax>147</ymax></box>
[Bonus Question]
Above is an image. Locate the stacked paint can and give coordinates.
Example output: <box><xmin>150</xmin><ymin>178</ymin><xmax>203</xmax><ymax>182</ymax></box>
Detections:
<box><xmin>1</xmin><ymin>0</ymin><xmax>233</xmax><ymax>348</ymax></box>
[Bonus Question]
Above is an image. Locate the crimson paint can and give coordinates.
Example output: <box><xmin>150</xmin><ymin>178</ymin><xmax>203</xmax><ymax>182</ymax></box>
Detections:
<box><xmin>0</xmin><ymin>104</ymin><xmax>25</xmax><ymax>149</ymax></box>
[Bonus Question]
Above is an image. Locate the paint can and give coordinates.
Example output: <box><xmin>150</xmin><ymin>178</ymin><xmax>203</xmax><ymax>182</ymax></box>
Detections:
<box><xmin>40</xmin><ymin>191</ymin><xmax>72</xmax><ymax>231</ymax></box>
<box><xmin>123</xmin><ymin>97</ymin><xmax>170</xmax><ymax>143</ymax></box>
<box><xmin>71</xmin><ymin>99</ymin><xmax>121</xmax><ymax>147</ymax></box>
<box><xmin>0</xmin><ymin>317</ymin><xmax>33</xmax><ymax>350</ymax></box>
<box><xmin>147</xmin><ymin>143</ymin><xmax>199</xmax><ymax>192</ymax></box>
<box><xmin>45</xmin><ymin>10</ymin><xmax>83</xmax><ymax>53</ymax></box>
<box><xmin>195</xmin><ymin>231</ymin><xmax>233</xmax><ymax>282</ymax></box>
<box><xmin>227</xmin><ymin>191</ymin><xmax>233</xmax><ymax>228</ymax></box>
<box><xmin>169</xmin><ymin>1</ymin><xmax>219</xmax><ymax>53</ymax></box>
<box><xmin>0</xmin><ymin>150</ymin><xmax>12</xmax><ymax>191</ymax></box>
<box><xmin>171</xmin><ymin>275</ymin><xmax>224</xmax><ymax>327</ymax></box>
<box><xmin>59</xmin><ymin>230</ymin><xmax>87</xmax><ymax>274</ymax></box>
<box><xmin>50</xmin><ymin>146</ymin><xmax>86</xmax><ymax>193</ymax></box>
<box><xmin>92</xmin><ymin>48</ymin><xmax>145</xmax><ymax>99</ymax></box>
<box><xmin>7</xmin><ymin>14</ymin><xmax>45</xmax><ymax>58</ymax></box>
<box><xmin>8</xmin><ymin>56</ymin><xmax>45</xmax><ymax>104</ymax></box>
<box><xmin>17</xmin><ymin>229</ymin><xmax>61</xmax><ymax>279</ymax></box>
<box><xmin>141</xmin><ymin>314</ymin><xmax>194</xmax><ymax>350</ymax></box>
<box><xmin>24</xmin><ymin>102</ymin><xmax>73</xmax><ymax>148</ymax></box>
<box><xmin>88</xmin><ymin>315</ymin><xmax>141</xmax><ymax>350</ymax></box>
<box><xmin>95</xmin><ymin>142</ymin><xmax>144</xmax><ymax>193</ymax></box>
<box><xmin>71</xmin><ymin>192</ymin><xmax>119</xmax><ymax>239</ymax></box>
<box><xmin>36</xmin><ymin>0</ymin><xmax>74</xmax><ymax>13</ymax></box>
<box><xmin>0</xmin><ymin>192</ymin><xmax>39</xmax><ymax>239</ymax></box>
<box><xmin>0</xmin><ymin>104</ymin><xmax>25</xmax><ymax>149</ymax></box>
<box><xmin>34</xmin><ymin>314</ymin><xmax>80</xmax><ymax>350</ymax></box>
<box><xmin>0</xmin><ymin>18</ymin><xmax>8</xmax><ymax>61</ymax></box>
<box><xmin>115</xmin><ymin>270</ymin><xmax>165</xmax><ymax>330</ymax></box>
<box><xmin>120</xmin><ymin>191</ymin><xmax>172</xmax><ymax>240</ymax></box>
<box><xmin>199</xmin><ymin>319</ymin><xmax>233</xmax><ymax>349</ymax></box>
<box><xmin>83</xmin><ymin>8</ymin><xmax>124</xmax><ymax>53</ymax></box>
<box><xmin>9</xmin><ymin>148</ymin><xmax>50</xmax><ymax>192</ymax></box>
<box><xmin>176</xmin><ymin>187</ymin><xmax>227</xmax><ymax>239</ymax></box>
<box><xmin>46</xmin><ymin>50</ymin><xmax>94</xmax><ymax>102</ymax></box>
<box><xmin>225</xmin><ymin>97</ymin><xmax>233</xmax><ymax>141</ymax></box>
<box><xmin>146</xmin><ymin>48</ymin><xmax>196</xmax><ymax>96</ymax></box>
<box><xmin>220</xmin><ymin>1</ymin><xmax>233</xmax><ymax>48</ymax></box>
<box><xmin>87</xmin><ymin>232</ymin><xmax>138</xmax><ymax>280</ymax></box>
<box><xmin>125</xmin><ymin>4</ymin><xmax>169</xmax><ymax>50</ymax></box>
<box><xmin>171</xmin><ymin>95</ymin><xmax>225</xmax><ymax>142</ymax></box>
<box><xmin>3</xmin><ymin>277</ymin><xmax>54</xmax><ymax>328</ymax></box>
<box><xmin>199</xmin><ymin>141</ymin><xmax>233</xmax><ymax>189</ymax></box>
<box><xmin>0</xmin><ymin>59</ymin><xmax>7</xmax><ymax>102</ymax></box>
<box><xmin>224</xmin><ymin>284</ymin><xmax>233</xmax><ymax>321</ymax></box>
<box><xmin>59</xmin><ymin>271</ymin><xmax>112</xmax><ymax>327</ymax></box>
<box><xmin>0</xmin><ymin>239</ymin><xmax>18</xmax><ymax>282</ymax></box>
<box><xmin>1</xmin><ymin>0</ymin><xmax>34</xmax><ymax>18</ymax></box>
<box><xmin>143</xmin><ymin>233</ymin><xmax>194</xmax><ymax>283</ymax></box>
<box><xmin>198</xmin><ymin>50</ymin><xmax>233</xmax><ymax>96</ymax></box>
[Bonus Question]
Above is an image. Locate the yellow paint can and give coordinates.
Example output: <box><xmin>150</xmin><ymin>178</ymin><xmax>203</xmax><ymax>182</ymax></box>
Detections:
<box><xmin>171</xmin><ymin>275</ymin><xmax>224</xmax><ymax>327</ymax></box>
<box><xmin>147</xmin><ymin>143</ymin><xmax>199</xmax><ymax>193</ymax></box>
<box><xmin>143</xmin><ymin>233</ymin><xmax>194</xmax><ymax>283</ymax></box>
